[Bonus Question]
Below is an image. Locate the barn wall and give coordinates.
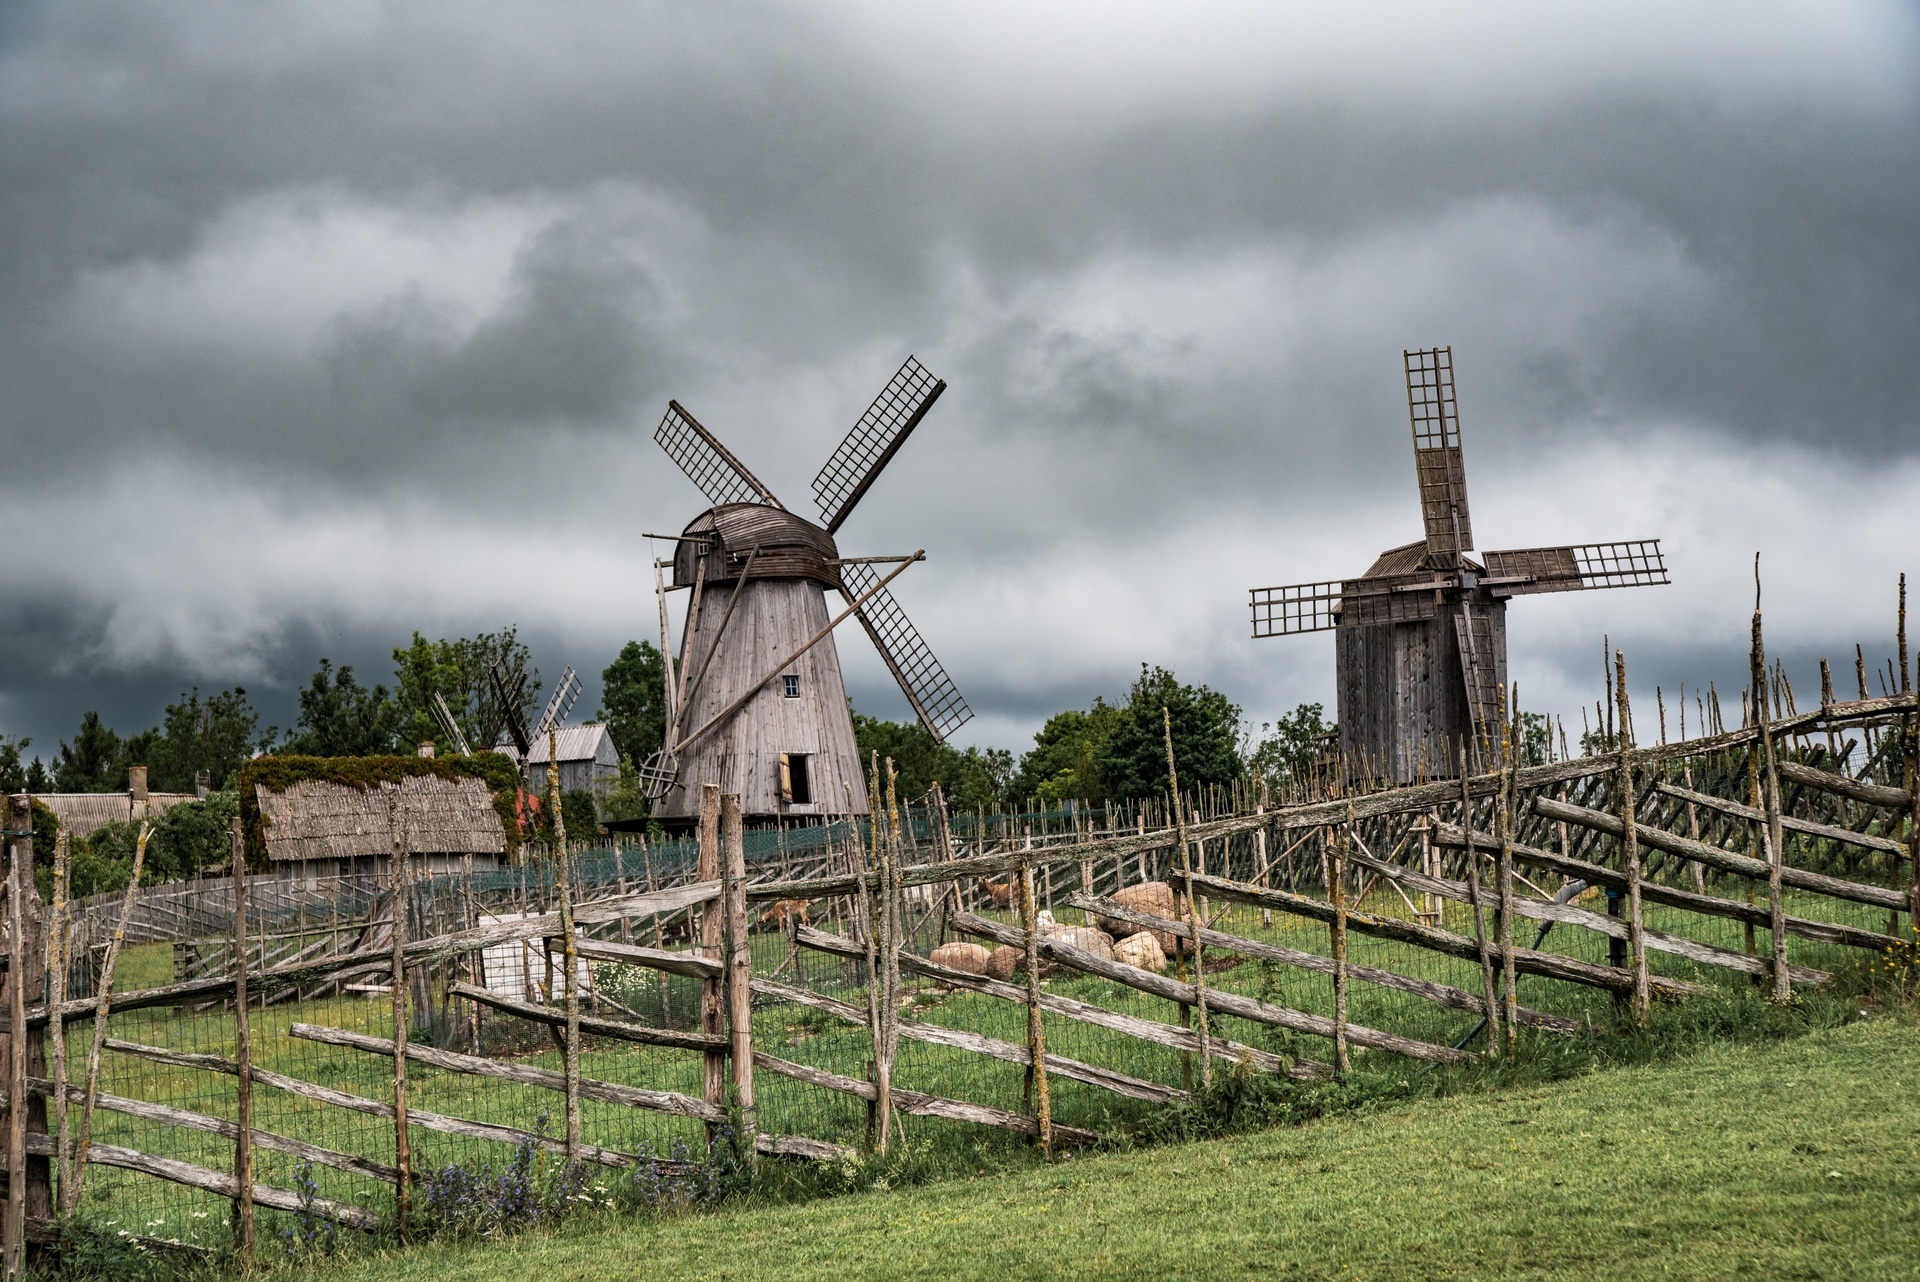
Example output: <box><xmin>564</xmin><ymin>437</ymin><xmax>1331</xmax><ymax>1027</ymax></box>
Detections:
<box><xmin>654</xmin><ymin>577</ymin><xmax>870</xmax><ymax>821</ymax></box>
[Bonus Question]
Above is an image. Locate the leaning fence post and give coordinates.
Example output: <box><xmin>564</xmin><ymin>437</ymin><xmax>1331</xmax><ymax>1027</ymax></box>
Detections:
<box><xmin>1613</xmin><ymin>656</ymin><xmax>1652</xmax><ymax>1022</ymax></box>
<box><xmin>548</xmin><ymin>731</ymin><xmax>581</xmax><ymax>1170</ymax></box>
<box><xmin>1749</xmin><ymin>577</ymin><xmax>1791</xmax><ymax>1002</ymax></box>
<box><xmin>1163</xmin><ymin>708</ymin><xmax>1211</xmax><ymax>1088</ymax></box>
<box><xmin>388</xmin><ymin>789</ymin><xmax>412</xmax><ymax>1240</ymax></box>
<box><xmin>1331</xmin><ymin>803</ymin><xmax>1351</xmax><ymax>1074</ymax></box>
<box><xmin>697</xmin><ymin>784</ymin><xmax>725</xmax><ymax>1149</ymax></box>
<box><xmin>1497</xmin><ymin>688</ymin><xmax>1520</xmax><ymax>1052</ymax></box>
<box><xmin>1460</xmin><ymin>743</ymin><xmax>1501</xmax><ymax>1054</ymax></box>
<box><xmin>230</xmin><ymin>818</ymin><xmax>255</xmax><ymax>1264</ymax></box>
<box><xmin>721</xmin><ymin>793</ymin><xmax>756</xmax><ymax>1161</ymax></box>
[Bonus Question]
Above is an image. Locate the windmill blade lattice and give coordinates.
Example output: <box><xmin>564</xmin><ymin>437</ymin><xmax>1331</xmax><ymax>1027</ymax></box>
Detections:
<box><xmin>1405</xmin><ymin>346</ymin><xmax>1472</xmax><ymax>565</ymax></box>
<box><xmin>840</xmin><ymin>560</ymin><xmax>972</xmax><ymax>742</ymax></box>
<box><xmin>811</xmin><ymin>357</ymin><xmax>946</xmax><ymax>534</ymax></box>
<box><xmin>655</xmin><ymin>400</ymin><xmax>783</xmax><ymax>509</ymax></box>
<box><xmin>534</xmin><ymin>666</ymin><xmax>582</xmax><ymax>737</ymax></box>
<box><xmin>431</xmin><ymin>691</ymin><xmax>473</xmax><ymax>756</ymax></box>
<box><xmin>1482</xmin><ymin>540</ymin><xmax>1668</xmax><ymax>595</ymax></box>
<box><xmin>490</xmin><ymin>658</ymin><xmax>532</xmax><ymax>756</ymax></box>
<box><xmin>1250</xmin><ymin>580</ymin><xmax>1342</xmax><ymax>637</ymax></box>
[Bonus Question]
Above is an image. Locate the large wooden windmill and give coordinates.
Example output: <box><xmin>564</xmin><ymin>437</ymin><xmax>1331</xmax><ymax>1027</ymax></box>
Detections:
<box><xmin>641</xmin><ymin>356</ymin><xmax>972</xmax><ymax>825</ymax></box>
<box><xmin>1249</xmin><ymin>347</ymin><xmax>1668</xmax><ymax>784</ymax></box>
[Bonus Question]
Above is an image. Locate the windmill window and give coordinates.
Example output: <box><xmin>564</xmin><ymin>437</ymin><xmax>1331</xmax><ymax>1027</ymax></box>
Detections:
<box><xmin>779</xmin><ymin>753</ymin><xmax>812</xmax><ymax>805</ymax></box>
<box><xmin>782</xmin><ymin>674</ymin><xmax>801</xmax><ymax>698</ymax></box>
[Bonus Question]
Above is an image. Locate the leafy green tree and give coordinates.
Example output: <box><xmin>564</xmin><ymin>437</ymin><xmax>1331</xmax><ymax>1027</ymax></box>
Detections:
<box><xmin>58</xmin><ymin>792</ymin><xmax>240</xmax><ymax>898</ymax></box>
<box><xmin>852</xmin><ymin>712</ymin><xmax>1012</xmax><ymax>813</ymax></box>
<box><xmin>1246</xmin><ymin>702</ymin><xmax>1332</xmax><ymax>797</ymax></box>
<box><xmin>1009</xmin><ymin>702</ymin><xmax>1121</xmax><ymax>803</ymax></box>
<box><xmin>598</xmin><ymin>641</ymin><xmax>666</xmax><ymax>768</ymax></box>
<box><xmin>0</xmin><ymin>738</ymin><xmax>49</xmax><ymax>793</ymax></box>
<box><xmin>283</xmin><ymin>660</ymin><xmax>401</xmax><ymax>757</ymax></box>
<box><xmin>392</xmin><ymin>628</ymin><xmax>539</xmax><ymax>754</ymax></box>
<box><xmin>55</xmin><ymin>712</ymin><xmax>126</xmax><ymax>792</ymax></box>
<box><xmin>1094</xmin><ymin>664</ymin><xmax>1243</xmax><ymax>802</ymax></box>
<box><xmin>596</xmin><ymin>754</ymin><xmax>650</xmax><ymax>823</ymax></box>
<box><xmin>149</xmin><ymin>688</ymin><xmax>261</xmax><ymax>792</ymax></box>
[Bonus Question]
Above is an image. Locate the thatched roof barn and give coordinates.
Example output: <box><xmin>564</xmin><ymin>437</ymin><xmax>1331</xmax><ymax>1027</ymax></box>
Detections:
<box><xmin>241</xmin><ymin>755</ymin><xmax>520</xmax><ymax>881</ymax></box>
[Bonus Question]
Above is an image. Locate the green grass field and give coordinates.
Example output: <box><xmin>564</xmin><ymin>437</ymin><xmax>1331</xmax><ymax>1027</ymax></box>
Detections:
<box><xmin>284</xmin><ymin>1014</ymin><xmax>1920</xmax><ymax>1281</ymax></box>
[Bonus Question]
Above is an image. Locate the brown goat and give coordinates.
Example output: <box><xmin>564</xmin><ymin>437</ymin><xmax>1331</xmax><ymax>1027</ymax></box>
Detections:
<box><xmin>977</xmin><ymin>877</ymin><xmax>1013</xmax><ymax>909</ymax></box>
<box><xmin>757</xmin><ymin>898</ymin><xmax>813</xmax><ymax>929</ymax></box>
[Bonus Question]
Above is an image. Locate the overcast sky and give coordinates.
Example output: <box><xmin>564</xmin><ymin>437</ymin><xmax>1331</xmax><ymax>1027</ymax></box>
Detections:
<box><xmin>2</xmin><ymin>1</ymin><xmax>1917</xmax><ymax>764</ymax></box>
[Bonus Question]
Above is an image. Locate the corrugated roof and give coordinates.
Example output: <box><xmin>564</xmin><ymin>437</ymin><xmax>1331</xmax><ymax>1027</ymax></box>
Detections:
<box><xmin>255</xmin><ymin>774</ymin><xmax>507</xmax><ymax>862</ymax></box>
<box><xmin>524</xmin><ymin>724</ymin><xmax>617</xmax><ymax>767</ymax></box>
<box><xmin>37</xmin><ymin>793</ymin><xmax>199</xmax><ymax>838</ymax></box>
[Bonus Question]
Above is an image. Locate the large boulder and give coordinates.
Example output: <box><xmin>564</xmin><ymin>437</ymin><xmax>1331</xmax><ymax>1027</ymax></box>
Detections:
<box><xmin>1112</xmin><ymin>931</ymin><xmax>1168</xmax><ymax>973</ymax></box>
<box><xmin>1047</xmin><ymin>926</ymin><xmax>1114</xmax><ymax>961</ymax></box>
<box><xmin>929</xmin><ymin>942</ymin><xmax>991</xmax><ymax>976</ymax></box>
<box><xmin>1096</xmin><ymin>881</ymin><xmax>1179</xmax><ymax>956</ymax></box>
<box><xmin>985</xmin><ymin>944</ymin><xmax>1024</xmax><ymax>982</ymax></box>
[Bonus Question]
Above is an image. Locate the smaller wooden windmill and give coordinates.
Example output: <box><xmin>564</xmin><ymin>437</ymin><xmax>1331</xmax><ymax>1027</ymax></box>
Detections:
<box><xmin>1249</xmin><ymin>347</ymin><xmax>1669</xmax><ymax>783</ymax></box>
<box><xmin>640</xmin><ymin>357</ymin><xmax>972</xmax><ymax>824</ymax></box>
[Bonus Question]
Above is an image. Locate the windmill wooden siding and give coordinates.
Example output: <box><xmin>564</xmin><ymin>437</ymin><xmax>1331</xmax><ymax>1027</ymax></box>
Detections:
<box><xmin>1337</xmin><ymin>598</ymin><xmax>1506</xmax><ymax>783</ymax></box>
<box><xmin>655</xmin><ymin>577</ymin><xmax>868</xmax><ymax>823</ymax></box>
<box><xmin>254</xmin><ymin>774</ymin><xmax>507</xmax><ymax>878</ymax></box>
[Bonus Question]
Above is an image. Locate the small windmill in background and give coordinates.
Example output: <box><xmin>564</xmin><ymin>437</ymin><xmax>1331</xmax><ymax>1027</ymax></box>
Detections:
<box><xmin>641</xmin><ymin>355</ymin><xmax>971</xmax><ymax>825</ymax></box>
<box><xmin>1249</xmin><ymin>346</ymin><xmax>1669</xmax><ymax>784</ymax></box>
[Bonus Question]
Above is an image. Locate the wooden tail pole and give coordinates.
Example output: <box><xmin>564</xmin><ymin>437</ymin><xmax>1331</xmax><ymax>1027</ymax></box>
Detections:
<box><xmin>698</xmin><ymin>784</ymin><xmax>726</xmax><ymax>1150</ymax></box>
<box><xmin>388</xmin><ymin>790</ymin><xmax>412</xmax><ymax>1239</ymax></box>
<box><xmin>721</xmin><ymin>792</ymin><xmax>756</xmax><ymax>1161</ymax></box>
<box><xmin>231</xmin><ymin>818</ymin><xmax>255</xmax><ymax>1264</ymax></box>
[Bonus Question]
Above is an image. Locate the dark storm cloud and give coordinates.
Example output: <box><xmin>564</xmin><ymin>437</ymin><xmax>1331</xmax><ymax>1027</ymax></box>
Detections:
<box><xmin>0</xmin><ymin>1</ymin><xmax>1915</xmax><ymax>753</ymax></box>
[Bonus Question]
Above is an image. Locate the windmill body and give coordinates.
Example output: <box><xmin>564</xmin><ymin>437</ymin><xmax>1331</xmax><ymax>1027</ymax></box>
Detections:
<box><xmin>1251</xmin><ymin>347</ymin><xmax>1667</xmax><ymax>784</ymax></box>
<box><xmin>643</xmin><ymin>358</ymin><xmax>972</xmax><ymax>826</ymax></box>
<box><xmin>653</xmin><ymin>504</ymin><xmax>868</xmax><ymax>821</ymax></box>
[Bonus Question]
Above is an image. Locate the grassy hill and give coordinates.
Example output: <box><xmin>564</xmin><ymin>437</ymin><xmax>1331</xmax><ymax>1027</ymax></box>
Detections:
<box><xmin>308</xmin><ymin>1014</ymin><xmax>1920</xmax><ymax>1282</ymax></box>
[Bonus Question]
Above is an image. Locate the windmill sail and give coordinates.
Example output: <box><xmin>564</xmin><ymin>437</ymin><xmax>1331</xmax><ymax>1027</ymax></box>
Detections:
<box><xmin>490</xmin><ymin>659</ymin><xmax>532</xmax><ymax>756</ymax></box>
<box><xmin>811</xmin><ymin>356</ymin><xmax>946</xmax><ymax>534</ymax></box>
<box><xmin>534</xmin><ymin>666</ymin><xmax>582</xmax><ymax>738</ymax></box>
<box><xmin>839</xmin><ymin>560</ymin><xmax>972</xmax><ymax>742</ymax></box>
<box><xmin>1482</xmin><ymin>540</ymin><xmax>1668</xmax><ymax>595</ymax></box>
<box><xmin>1405</xmin><ymin>347</ymin><xmax>1472</xmax><ymax>566</ymax></box>
<box><xmin>431</xmin><ymin>691</ymin><xmax>474</xmax><ymax>756</ymax></box>
<box><xmin>1250</xmin><ymin>580</ymin><xmax>1341</xmax><ymax>636</ymax></box>
<box><xmin>655</xmin><ymin>400</ymin><xmax>783</xmax><ymax>509</ymax></box>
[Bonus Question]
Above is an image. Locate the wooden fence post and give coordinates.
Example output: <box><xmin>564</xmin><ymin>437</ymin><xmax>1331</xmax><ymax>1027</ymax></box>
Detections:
<box><xmin>1750</xmin><ymin>600</ymin><xmax>1791</xmax><ymax>1001</ymax></box>
<box><xmin>1460</xmin><ymin>743</ymin><xmax>1501</xmax><ymax>1054</ymax></box>
<box><xmin>550</xmin><ymin>732</ymin><xmax>581</xmax><ymax>1170</ymax></box>
<box><xmin>1331</xmin><ymin>804</ymin><xmax>1351</xmax><ymax>1074</ymax></box>
<box><xmin>721</xmin><ymin>794</ymin><xmax>755</xmax><ymax>1160</ymax></box>
<box><xmin>697</xmin><ymin>784</ymin><xmax>725</xmax><ymax>1149</ymax></box>
<box><xmin>4</xmin><ymin>795</ymin><xmax>48</xmax><ymax>1272</ymax></box>
<box><xmin>388</xmin><ymin>790</ymin><xmax>412</xmax><ymax>1240</ymax></box>
<box><xmin>46</xmin><ymin>832</ymin><xmax>69</xmax><ymax>1224</ymax></box>
<box><xmin>1018</xmin><ymin>861</ymin><xmax>1050</xmax><ymax>1155</ymax></box>
<box><xmin>231</xmin><ymin>818</ymin><xmax>255</xmax><ymax>1264</ymax></box>
<box><xmin>1163</xmin><ymin>709</ymin><xmax>1211</xmax><ymax>1088</ymax></box>
<box><xmin>1614</xmin><ymin>655</ymin><xmax>1651</xmax><ymax>1023</ymax></box>
<box><xmin>5</xmin><ymin>802</ymin><xmax>27</xmax><ymax>1280</ymax></box>
<box><xmin>1498</xmin><ymin>690</ymin><xmax>1519</xmax><ymax>1052</ymax></box>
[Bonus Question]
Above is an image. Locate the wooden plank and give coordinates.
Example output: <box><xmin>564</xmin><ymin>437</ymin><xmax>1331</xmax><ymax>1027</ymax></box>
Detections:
<box><xmin>288</xmin><ymin>1023</ymin><xmax>726</xmax><ymax>1124</ymax></box>
<box><xmin>1431</xmin><ymin>821</ymin><xmax>1897</xmax><ymax>951</ymax></box>
<box><xmin>20</xmin><ymin>1131</ymin><xmax>377</xmax><ymax>1229</ymax></box>
<box><xmin>447</xmin><ymin>981</ymin><xmax>727</xmax><ymax>1051</ymax></box>
<box><xmin>569</xmin><ymin>938</ymin><xmax>722</xmax><ymax>979</ymax></box>
<box><xmin>1655</xmin><ymin>781</ymin><xmax>1908</xmax><ymax>854</ymax></box>
<box><xmin>750</xmin><ymin>977</ymin><xmax>1183</xmax><ymax>1104</ymax></box>
<box><xmin>1064</xmin><ymin>891</ymin><xmax>1581</xmax><ymax>1033</ymax></box>
<box><xmin>1776</xmin><ymin>758</ymin><xmax>1912</xmax><ymax>809</ymax></box>
<box><xmin>11</xmin><ymin>1078</ymin><xmax>398</xmax><ymax>1185</ymax></box>
<box><xmin>1531</xmin><ymin>795</ymin><xmax>1906</xmax><ymax>911</ymax></box>
<box><xmin>749</xmin><ymin>1052</ymin><xmax>1102</xmax><ymax>1146</ymax></box>
<box><xmin>1340</xmin><ymin>848</ymin><xmax>1830</xmax><ymax>986</ymax></box>
<box><xmin>1178</xmin><ymin>871</ymin><xmax>1711</xmax><ymax>999</ymax></box>
<box><xmin>950</xmin><ymin>911</ymin><xmax>1472</xmax><ymax>1064</ymax></box>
